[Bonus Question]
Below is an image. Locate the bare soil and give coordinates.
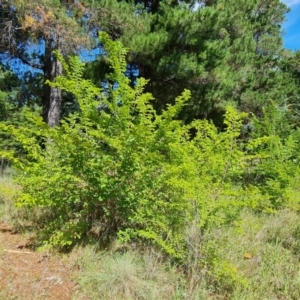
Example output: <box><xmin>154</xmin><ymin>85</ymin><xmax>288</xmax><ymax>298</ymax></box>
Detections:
<box><xmin>0</xmin><ymin>222</ymin><xmax>87</xmax><ymax>300</ymax></box>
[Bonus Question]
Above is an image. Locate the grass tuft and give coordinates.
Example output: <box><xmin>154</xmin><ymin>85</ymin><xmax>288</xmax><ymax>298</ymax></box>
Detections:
<box><xmin>76</xmin><ymin>246</ymin><xmax>184</xmax><ymax>300</ymax></box>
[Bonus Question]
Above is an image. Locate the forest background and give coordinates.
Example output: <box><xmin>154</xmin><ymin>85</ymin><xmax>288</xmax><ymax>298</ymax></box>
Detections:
<box><xmin>1</xmin><ymin>0</ymin><xmax>300</xmax><ymax>299</ymax></box>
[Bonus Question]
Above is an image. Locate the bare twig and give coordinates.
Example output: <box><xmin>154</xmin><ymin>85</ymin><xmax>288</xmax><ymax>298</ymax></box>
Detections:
<box><xmin>4</xmin><ymin>249</ymin><xmax>33</xmax><ymax>254</ymax></box>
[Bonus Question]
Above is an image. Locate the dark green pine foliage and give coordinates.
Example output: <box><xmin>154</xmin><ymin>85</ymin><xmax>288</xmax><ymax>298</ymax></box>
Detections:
<box><xmin>85</xmin><ymin>0</ymin><xmax>297</xmax><ymax>124</ymax></box>
<box><xmin>278</xmin><ymin>50</ymin><xmax>300</xmax><ymax>127</ymax></box>
<box><xmin>0</xmin><ymin>68</ymin><xmax>11</xmax><ymax>124</ymax></box>
<box><xmin>224</xmin><ymin>0</ymin><xmax>295</xmax><ymax>116</ymax></box>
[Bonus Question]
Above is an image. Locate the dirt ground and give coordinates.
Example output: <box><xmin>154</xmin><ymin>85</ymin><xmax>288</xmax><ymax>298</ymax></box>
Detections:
<box><xmin>0</xmin><ymin>222</ymin><xmax>87</xmax><ymax>300</ymax></box>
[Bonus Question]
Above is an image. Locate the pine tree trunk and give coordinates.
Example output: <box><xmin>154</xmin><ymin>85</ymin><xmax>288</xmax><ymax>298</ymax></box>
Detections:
<box><xmin>43</xmin><ymin>39</ymin><xmax>62</xmax><ymax>127</ymax></box>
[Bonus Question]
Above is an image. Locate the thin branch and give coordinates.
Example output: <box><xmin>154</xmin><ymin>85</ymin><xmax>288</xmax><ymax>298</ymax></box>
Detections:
<box><xmin>15</xmin><ymin>49</ymin><xmax>44</xmax><ymax>70</ymax></box>
<box><xmin>4</xmin><ymin>249</ymin><xmax>33</xmax><ymax>254</ymax></box>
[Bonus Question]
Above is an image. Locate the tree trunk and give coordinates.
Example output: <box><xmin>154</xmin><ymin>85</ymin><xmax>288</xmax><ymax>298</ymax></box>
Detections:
<box><xmin>43</xmin><ymin>39</ymin><xmax>62</xmax><ymax>127</ymax></box>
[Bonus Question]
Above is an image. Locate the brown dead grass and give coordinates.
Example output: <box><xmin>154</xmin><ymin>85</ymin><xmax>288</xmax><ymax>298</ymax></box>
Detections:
<box><xmin>0</xmin><ymin>222</ymin><xmax>89</xmax><ymax>300</ymax></box>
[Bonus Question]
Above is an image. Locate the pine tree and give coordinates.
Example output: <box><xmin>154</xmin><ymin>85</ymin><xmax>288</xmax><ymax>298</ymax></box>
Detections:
<box><xmin>87</xmin><ymin>0</ymin><xmax>296</xmax><ymax>124</ymax></box>
<box><xmin>1</xmin><ymin>0</ymin><xmax>298</xmax><ymax>126</ymax></box>
<box><xmin>0</xmin><ymin>1</ymin><xmax>89</xmax><ymax>126</ymax></box>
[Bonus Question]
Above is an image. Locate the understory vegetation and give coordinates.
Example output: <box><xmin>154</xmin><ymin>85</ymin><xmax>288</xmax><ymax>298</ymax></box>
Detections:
<box><xmin>1</xmin><ymin>33</ymin><xmax>300</xmax><ymax>298</ymax></box>
<box><xmin>2</xmin><ymin>172</ymin><xmax>300</xmax><ymax>299</ymax></box>
<box><xmin>74</xmin><ymin>209</ymin><xmax>300</xmax><ymax>299</ymax></box>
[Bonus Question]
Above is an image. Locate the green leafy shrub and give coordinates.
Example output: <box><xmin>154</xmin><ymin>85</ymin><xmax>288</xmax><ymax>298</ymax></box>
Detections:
<box><xmin>0</xmin><ymin>33</ymin><xmax>263</xmax><ymax>261</ymax></box>
<box><xmin>247</xmin><ymin>103</ymin><xmax>300</xmax><ymax>210</ymax></box>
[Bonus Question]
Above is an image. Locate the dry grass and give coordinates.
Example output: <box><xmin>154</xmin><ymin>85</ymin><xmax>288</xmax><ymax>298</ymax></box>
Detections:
<box><xmin>0</xmin><ymin>167</ymin><xmax>22</xmax><ymax>226</ymax></box>
<box><xmin>0</xmin><ymin>168</ymin><xmax>49</xmax><ymax>233</ymax></box>
<box><xmin>76</xmin><ymin>244</ymin><xmax>185</xmax><ymax>300</ymax></box>
<box><xmin>202</xmin><ymin>209</ymin><xmax>300</xmax><ymax>299</ymax></box>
